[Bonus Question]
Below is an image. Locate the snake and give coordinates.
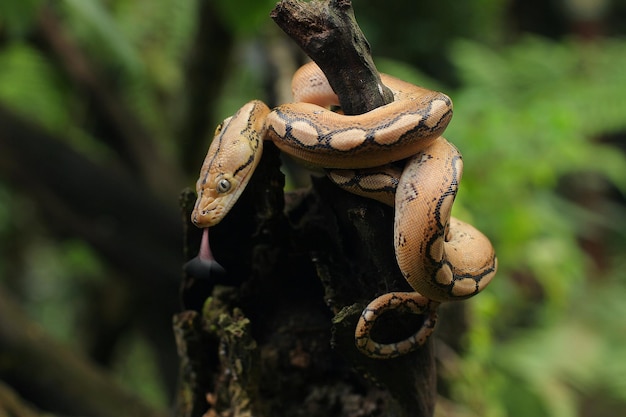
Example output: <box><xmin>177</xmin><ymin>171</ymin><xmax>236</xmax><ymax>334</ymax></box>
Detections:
<box><xmin>191</xmin><ymin>62</ymin><xmax>497</xmax><ymax>359</ymax></box>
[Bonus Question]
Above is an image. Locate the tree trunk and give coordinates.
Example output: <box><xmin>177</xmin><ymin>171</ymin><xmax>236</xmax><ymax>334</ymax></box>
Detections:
<box><xmin>174</xmin><ymin>1</ymin><xmax>437</xmax><ymax>417</ymax></box>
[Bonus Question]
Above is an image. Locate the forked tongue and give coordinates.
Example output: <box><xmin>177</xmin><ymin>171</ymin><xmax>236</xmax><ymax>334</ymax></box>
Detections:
<box><xmin>183</xmin><ymin>227</ymin><xmax>226</xmax><ymax>280</ymax></box>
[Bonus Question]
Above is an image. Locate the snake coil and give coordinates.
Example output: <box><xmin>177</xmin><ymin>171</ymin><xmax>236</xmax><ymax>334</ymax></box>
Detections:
<box><xmin>191</xmin><ymin>62</ymin><xmax>497</xmax><ymax>359</ymax></box>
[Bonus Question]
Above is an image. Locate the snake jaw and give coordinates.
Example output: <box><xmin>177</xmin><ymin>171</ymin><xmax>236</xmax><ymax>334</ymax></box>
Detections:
<box><xmin>191</xmin><ymin>179</ymin><xmax>234</xmax><ymax>228</ymax></box>
<box><xmin>191</xmin><ymin>201</ymin><xmax>223</xmax><ymax>228</ymax></box>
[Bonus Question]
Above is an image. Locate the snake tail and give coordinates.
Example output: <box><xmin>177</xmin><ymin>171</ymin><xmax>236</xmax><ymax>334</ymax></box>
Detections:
<box><xmin>355</xmin><ymin>292</ymin><xmax>439</xmax><ymax>359</ymax></box>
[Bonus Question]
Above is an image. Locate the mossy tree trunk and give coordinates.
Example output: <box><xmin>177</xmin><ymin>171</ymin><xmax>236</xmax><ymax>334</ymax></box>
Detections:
<box><xmin>174</xmin><ymin>1</ymin><xmax>438</xmax><ymax>417</ymax></box>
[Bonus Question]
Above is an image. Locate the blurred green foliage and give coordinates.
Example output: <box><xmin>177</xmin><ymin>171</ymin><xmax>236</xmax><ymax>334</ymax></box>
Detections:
<box><xmin>0</xmin><ymin>0</ymin><xmax>625</xmax><ymax>415</ymax></box>
<box><xmin>0</xmin><ymin>0</ymin><xmax>42</xmax><ymax>36</ymax></box>
<box><xmin>441</xmin><ymin>37</ymin><xmax>626</xmax><ymax>417</ymax></box>
<box><xmin>0</xmin><ymin>43</ymin><xmax>72</xmax><ymax>132</ymax></box>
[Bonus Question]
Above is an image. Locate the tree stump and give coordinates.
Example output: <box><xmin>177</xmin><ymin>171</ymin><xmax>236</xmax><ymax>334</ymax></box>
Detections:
<box><xmin>174</xmin><ymin>1</ymin><xmax>437</xmax><ymax>416</ymax></box>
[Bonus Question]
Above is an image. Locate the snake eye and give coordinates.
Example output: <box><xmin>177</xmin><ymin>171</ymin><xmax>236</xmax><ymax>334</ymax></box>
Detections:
<box><xmin>216</xmin><ymin>178</ymin><xmax>231</xmax><ymax>193</ymax></box>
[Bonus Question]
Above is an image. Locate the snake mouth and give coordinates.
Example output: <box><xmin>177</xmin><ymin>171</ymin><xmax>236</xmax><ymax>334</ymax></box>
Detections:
<box><xmin>191</xmin><ymin>208</ymin><xmax>221</xmax><ymax>228</ymax></box>
<box><xmin>191</xmin><ymin>198</ymin><xmax>224</xmax><ymax>228</ymax></box>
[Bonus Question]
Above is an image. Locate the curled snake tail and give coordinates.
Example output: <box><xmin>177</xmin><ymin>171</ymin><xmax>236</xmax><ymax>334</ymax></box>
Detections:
<box><xmin>355</xmin><ymin>292</ymin><xmax>439</xmax><ymax>359</ymax></box>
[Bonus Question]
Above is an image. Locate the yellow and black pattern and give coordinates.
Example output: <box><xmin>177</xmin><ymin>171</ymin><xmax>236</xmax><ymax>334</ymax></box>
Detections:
<box><xmin>191</xmin><ymin>62</ymin><xmax>497</xmax><ymax>359</ymax></box>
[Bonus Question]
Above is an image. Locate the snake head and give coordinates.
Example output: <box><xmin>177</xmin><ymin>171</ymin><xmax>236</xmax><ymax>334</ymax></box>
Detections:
<box><xmin>191</xmin><ymin>100</ymin><xmax>269</xmax><ymax>228</ymax></box>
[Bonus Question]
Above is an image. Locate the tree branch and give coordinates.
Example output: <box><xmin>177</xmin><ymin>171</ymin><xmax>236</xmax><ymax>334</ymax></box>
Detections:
<box><xmin>271</xmin><ymin>0</ymin><xmax>394</xmax><ymax>114</ymax></box>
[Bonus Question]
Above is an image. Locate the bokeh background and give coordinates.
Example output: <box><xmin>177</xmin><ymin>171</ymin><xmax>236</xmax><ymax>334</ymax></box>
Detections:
<box><xmin>0</xmin><ymin>0</ymin><xmax>625</xmax><ymax>416</ymax></box>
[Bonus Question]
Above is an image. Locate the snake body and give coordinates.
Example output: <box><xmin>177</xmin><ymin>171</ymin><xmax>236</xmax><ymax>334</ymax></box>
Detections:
<box><xmin>192</xmin><ymin>62</ymin><xmax>497</xmax><ymax>359</ymax></box>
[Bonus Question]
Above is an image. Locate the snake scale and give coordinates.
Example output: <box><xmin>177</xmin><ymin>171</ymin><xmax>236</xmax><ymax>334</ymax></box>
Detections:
<box><xmin>191</xmin><ymin>62</ymin><xmax>497</xmax><ymax>359</ymax></box>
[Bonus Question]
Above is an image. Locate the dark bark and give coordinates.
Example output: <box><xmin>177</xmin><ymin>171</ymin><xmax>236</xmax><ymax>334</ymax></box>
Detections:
<box><xmin>175</xmin><ymin>1</ymin><xmax>436</xmax><ymax>416</ymax></box>
<box><xmin>271</xmin><ymin>0</ymin><xmax>394</xmax><ymax>114</ymax></box>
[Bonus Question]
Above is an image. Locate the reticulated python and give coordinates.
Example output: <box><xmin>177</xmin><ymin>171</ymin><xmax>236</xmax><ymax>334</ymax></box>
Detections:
<box><xmin>191</xmin><ymin>62</ymin><xmax>497</xmax><ymax>359</ymax></box>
